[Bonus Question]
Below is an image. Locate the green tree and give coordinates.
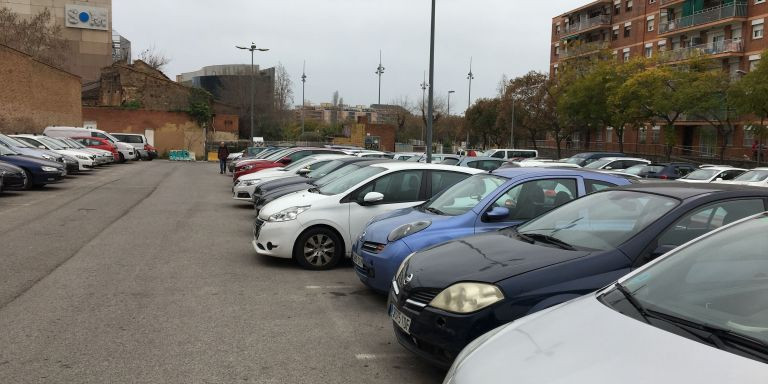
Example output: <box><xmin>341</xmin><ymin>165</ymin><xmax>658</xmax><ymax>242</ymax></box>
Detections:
<box><xmin>688</xmin><ymin>70</ymin><xmax>742</xmax><ymax>160</ymax></box>
<box><xmin>731</xmin><ymin>52</ymin><xmax>768</xmax><ymax>150</ymax></box>
<box><xmin>465</xmin><ymin>98</ymin><xmax>501</xmax><ymax>148</ymax></box>
<box><xmin>0</xmin><ymin>7</ymin><xmax>67</xmax><ymax>68</ymax></box>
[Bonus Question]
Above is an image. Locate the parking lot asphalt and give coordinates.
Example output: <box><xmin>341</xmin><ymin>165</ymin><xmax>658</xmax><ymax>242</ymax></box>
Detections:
<box><xmin>0</xmin><ymin>161</ymin><xmax>443</xmax><ymax>384</ymax></box>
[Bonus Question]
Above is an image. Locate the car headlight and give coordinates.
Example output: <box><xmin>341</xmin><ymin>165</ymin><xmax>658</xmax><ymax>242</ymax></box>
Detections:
<box><xmin>241</xmin><ymin>165</ymin><xmax>254</xmax><ymax>171</ymax></box>
<box><xmin>75</xmin><ymin>155</ymin><xmax>88</xmax><ymax>160</ymax></box>
<box><xmin>267</xmin><ymin>206</ymin><xmax>310</xmax><ymax>222</ymax></box>
<box><xmin>387</xmin><ymin>220</ymin><xmax>431</xmax><ymax>242</ymax></box>
<box><xmin>42</xmin><ymin>154</ymin><xmax>55</xmax><ymax>161</ymax></box>
<box><xmin>41</xmin><ymin>166</ymin><xmax>59</xmax><ymax>172</ymax></box>
<box><xmin>242</xmin><ymin>179</ymin><xmax>260</xmax><ymax>186</ymax></box>
<box><xmin>430</xmin><ymin>283</ymin><xmax>504</xmax><ymax>314</ymax></box>
<box><xmin>393</xmin><ymin>252</ymin><xmax>416</xmax><ymax>290</ymax></box>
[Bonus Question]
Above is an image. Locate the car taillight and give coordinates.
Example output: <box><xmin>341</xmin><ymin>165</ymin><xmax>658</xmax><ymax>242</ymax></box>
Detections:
<box><xmin>659</xmin><ymin>175</ymin><xmax>669</xmax><ymax>180</ymax></box>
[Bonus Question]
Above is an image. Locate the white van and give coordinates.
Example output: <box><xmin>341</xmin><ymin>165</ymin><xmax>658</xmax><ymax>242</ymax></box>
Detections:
<box><xmin>44</xmin><ymin>126</ymin><xmax>136</xmax><ymax>162</ymax></box>
<box><xmin>483</xmin><ymin>148</ymin><xmax>539</xmax><ymax>160</ymax></box>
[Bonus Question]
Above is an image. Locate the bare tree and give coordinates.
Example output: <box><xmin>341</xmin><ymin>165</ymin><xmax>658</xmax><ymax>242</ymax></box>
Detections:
<box><xmin>0</xmin><ymin>7</ymin><xmax>67</xmax><ymax>68</ymax></box>
<box><xmin>138</xmin><ymin>45</ymin><xmax>171</xmax><ymax>71</ymax></box>
<box><xmin>332</xmin><ymin>91</ymin><xmax>340</xmax><ymax>107</ymax></box>
<box><xmin>274</xmin><ymin>62</ymin><xmax>294</xmax><ymax>112</ymax></box>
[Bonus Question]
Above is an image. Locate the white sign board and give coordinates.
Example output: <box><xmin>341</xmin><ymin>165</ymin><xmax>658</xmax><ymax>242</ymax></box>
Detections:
<box><xmin>253</xmin><ymin>137</ymin><xmax>264</xmax><ymax>144</ymax></box>
<box><xmin>83</xmin><ymin>121</ymin><xmax>98</xmax><ymax>130</ymax></box>
<box><xmin>65</xmin><ymin>4</ymin><xmax>108</xmax><ymax>31</ymax></box>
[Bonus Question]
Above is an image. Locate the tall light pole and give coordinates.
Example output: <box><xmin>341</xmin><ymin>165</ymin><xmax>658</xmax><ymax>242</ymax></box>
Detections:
<box><xmin>466</xmin><ymin>57</ymin><xmax>474</xmax><ymax>149</ymax></box>
<box><xmin>504</xmin><ymin>82</ymin><xmax>515</xmax><ymax>148</ymax></box>
<box><xmin>420</xmin><ymin>71</ymin><xmax>429</xmax><ymax>142</ymax></box>
<box><xmin>375</xmin><ymin>50</ymin><xmax>385</xmax><ymax>105</ymax></box>
<box><xmin>236</xmin><ymin>43</ymin><xmax>269</xmax><ymax>143</ymax></box>
<box><xmin>426</xmin><ymin>0</ymin><xmax>436</xmax><ymax>163</ymax></box>
<box><xmin>301</xmin><ymin>61</ymin><xmax>307</xmax><ymax>135</ymax></box>
<box><xmin>447</xmin><ymin>90</ymin><xmax>455</xmax><ymax>117</ymax></box>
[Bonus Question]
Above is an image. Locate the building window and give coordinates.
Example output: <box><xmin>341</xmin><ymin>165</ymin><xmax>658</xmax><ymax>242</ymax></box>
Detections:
<box><xmin>614</xmin><ymin>3</ymin><xmax>621</xmax><ymax>15</ymax></box>
<box><xmin>750</xmin><ymin>58</ymin><xmax>761</xmax><ymax>71</ymax></box>
<box><xmin>649</xmin><ymin>0</ymin><xmax>656</xmax><ymax>3</ymax></box>
<box><xmin>623</xmin><ymin>51</ymin><xmax>631</xmax><ymax>62</ymax></box>
<box><xmin>652</xmin><ymin>127</ymin><xmax>661</xmax><ymax>144</ymax></box>
<box><xmin>624</xmin><ymin>25</ymin><xmax>631</xmax><ymax>38</ymax></box>
<box><xmin>744</xmin><ymin>126</ymin><xmax>755</xmax><ymax>147</ymax></box>
<box><xmin>555</xmin><ymin>46</ymin><xmax>560</xmax><ymax>56</ymax></box>
<box><xmin>647</xmin><ymin>19</ymin><xmax>654</xmax><ymax>32</ymax></box>
<box><xmin>612</xmin><ymin>29</ymin><xmax>619</xmax><ymax>40</ymax></box>
<box><xmin>639</xmin><ymin>127</ymin><xmax>647</xmax><ymax>144</ymax></box>
<box><xmin>556</xmin><ymin>25</ymin><xmax>561</xmax><ymax>35</ymax></box>
<box><xmin>753</xmin><ymin>21</ymin><xmax>764</xmax><ymax>39</ymax></box>
<box><xmin>626</xmin><ymin>0</ymin><xmax>633</xmax><ymax>12</ymax></box>
<box><xmin>645</xmin><ymin>46</ymin><xmax>653</xmax><ymax>58</ymax></box>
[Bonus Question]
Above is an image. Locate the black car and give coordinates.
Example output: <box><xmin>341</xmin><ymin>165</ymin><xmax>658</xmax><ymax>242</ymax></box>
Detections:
<box><xmin>388</xmin><ymin>183</ymin><xmax>768</xmax><ymax>369</ymax></box>
<box><xmin>252</xmin><ymin>158</ymin><xmax>396</xmax><ymax>212</ymax></box>
<box><xmin>562</xmin><ymin>152</ymin><xmax>627</xmax><ymax>167</ymax></box>
<box><xmin>0</xmin><ymin>145</ymin><xmax>65</xmax><ymax>189</ymax></box>
<box><xmin>0</xmin><ymin>160</ymin><xmax>28</xmax><ymax>190</ymax></box>
<box><xmin>638</xmin><ymin>162</ymin><xmax>697</xmax><ymax>180</ymax></box>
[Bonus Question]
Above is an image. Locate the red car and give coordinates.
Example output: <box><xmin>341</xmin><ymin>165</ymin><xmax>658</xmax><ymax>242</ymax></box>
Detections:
<box><xmin>233</xmin><ymin>147</ymin><xmax>345</xmax><ymax>181</ymax></box>
<box><xmin>72</xmin><ymin>136</ymin><xmax>120</xmax><ymax>161</ymax></box>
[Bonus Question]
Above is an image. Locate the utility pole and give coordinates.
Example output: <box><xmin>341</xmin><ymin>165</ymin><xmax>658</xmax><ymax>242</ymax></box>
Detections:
<box><xmin>375</xmin><ymin>50</ymin><xmax>385</xmax><ymax>105</ymax></box>
<box><xmin>426</xmin><ymin>0</ymin><xmax>436</xmax><ymax>163</ymax></box>
<box><xmin>420</xmin><ymin>71</ymin><xmax>429</xmax><ymax>143</ymax></box>
<box><xmin>301</xmin><ymin>61</ymin><xmax>307</xmax><ymax>135</ymax></box>
<box><xmin>236</xmin><ymin>43</ymin><xmax>269</xmax><ymax>143</ymax></box>
<box><xmin>466</xmin><ymin>57</ymin><xmax>474</xmax><ymax>149</ymax></box>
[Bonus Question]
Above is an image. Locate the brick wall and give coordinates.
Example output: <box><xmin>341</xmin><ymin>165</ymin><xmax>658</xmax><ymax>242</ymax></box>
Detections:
<box><xmin>82</xmin><ymin>107</ymin><xmax>238</xmax><ymax>159</ymax></box>
<box><xmin>331</xmin><ymin>117</ymin><xmax>395</xmax><ymax>152</ymax></box>
<box><xmin>0</xmin><ymin>44</ymin><xmax>82</xmax><ymax>133</ymax></box>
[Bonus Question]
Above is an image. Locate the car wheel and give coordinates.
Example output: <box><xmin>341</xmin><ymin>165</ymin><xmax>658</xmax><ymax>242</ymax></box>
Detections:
<box><xmin>294</xmin><ymin>227</ymin><xmax>343</xmax><ymax>270</ymax></box>
<box><xmin>21</xmin><ymin>169</ymin><xmax>33</xmax><ymax>190</ymax></box>
<box><xmin>118</xmin><ymin>153</ymin><xmax>125</xmax><ymax>163</ymax></box>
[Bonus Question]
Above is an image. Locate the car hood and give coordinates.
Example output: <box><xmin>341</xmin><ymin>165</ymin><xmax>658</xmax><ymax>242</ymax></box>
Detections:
<box><xmin>363</xmin><ymin>207</ymin><xmax>457</xmax><ymax>244</ymax></box>
<box><xmin>237</xmin><ymin>159</ymin><xmax>275</xmax><ymax>167</ymax></box>
<box><xmin>258</xmin><ymin>190</ymin><xmax>330</xmax><ymax>220</ymax></box>
<box><xmin>239</xmin><ymin>168</ymin><xmax>288</xmax><ymax>181</ymax></box>
<box><xmin>449</xmin><ymin>294</ymin><xmax>768</xmax><ymax>384</ymax></box>
<box><xmin>0</xmin><ymin>160</ymin><xmax>25</xmax><ymax>174</ymax></box>
<box><xmin>56</xmin><ymin>149</ymin><xmax>92</xmax><ymax>159</ymax></box>
<box><xmin>406</xmin><ymin>230</ymin><xmax>591</xmax><ymax>287</ymax></box>
<box><xmin>0</xmin><ymin>154</ymin><xmax>63</xmax><ymax>168</ymax></box>
<box><xmin>259</xmin><ymin>176</ymin><xmax>310</xmax><ymax>193</ymax></box>
<box><xmin>720</xmin><ymin>180</ymin><xmax>767</xmax><ymax>187</ymax></box>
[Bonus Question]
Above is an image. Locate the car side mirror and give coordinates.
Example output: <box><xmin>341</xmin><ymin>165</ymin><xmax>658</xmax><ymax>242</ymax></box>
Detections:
<box><xmin>279</xmin><ymin>157</ymin><xmax>292</xmax><ymax>164</ymax></box>
<box><xmin>651</xmin><ymin>244</ymin><xmax>677</xmax><ymax>259</ymax></box>
<box><xmin>361</xmin><ymin>192</ymin><xmax>385</xmax><ymax>205</ymax></box>
<box><xmin>604</xmin><ymin>166</ymin><xmax>613</xmax><ymax>170</ymax></box>
<box><xmin>483</xmin><ymin>207</ymin><xmax>510</xmax><ymax>222</ymax></box>
<box><xmin>297</xmin><ymin>168</ymin><xmax>311</xmax><ymax>176</ymax></box>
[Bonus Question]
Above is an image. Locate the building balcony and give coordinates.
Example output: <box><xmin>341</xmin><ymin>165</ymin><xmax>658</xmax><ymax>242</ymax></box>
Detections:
<box><xmin>560</xmin><ymin>41</ymin><xmax>610</xmax><ymax>59</ymax></box>
<box><xmin>658</xmin><ymin>38</ymin><xmax>744</xmax><ymax>62</ymax></box>
<box><xmin>659</xmin><ymin>2</ymin><xmax>747</xmax><ymax>35</ymax></box>
<box><xmin>659</xmin><ymin>0</ymin><xmax>686</xmax><ymax>6</ymax></box>
<box><xmin>564</xmin><ymin>14</ymin><xmax>611</xmax><ymax>35</ymax></box>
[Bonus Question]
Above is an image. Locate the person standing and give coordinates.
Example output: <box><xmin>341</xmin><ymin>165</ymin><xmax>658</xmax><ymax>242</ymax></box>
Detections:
<box><xmin>217</xmin><ymin>142</ymin><xmax>229</xmax><ymax>174</ymax></box>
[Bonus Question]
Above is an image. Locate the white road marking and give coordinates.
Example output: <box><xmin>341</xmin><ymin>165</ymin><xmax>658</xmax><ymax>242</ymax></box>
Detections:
<box><xmin>305</xmin><ymin>285</ymin><xmax>355</xmax><ymax>290</ymax></box>
<box><xmin>355</xmin><ymin>353</ymin><xmax>410</xmax><ymax>360</ymax></box>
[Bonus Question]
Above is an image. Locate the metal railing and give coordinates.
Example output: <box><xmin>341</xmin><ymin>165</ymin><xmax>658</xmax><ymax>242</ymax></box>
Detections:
<box><xmin>658</xmin><ymin>38</ymin><xmax>744</xmax><ymax>62</ymax></box>
<box><xmin>564</xmin><ymin>14</ymin><xmax>611</xmax><ymax>34</ymax></box>
<box><xmin>560</xmin><ymin>41</ymin><xmax>610</xmax><ymax>58</ymax></box>
<box><xmin>660</xmin><ymin>0</ymin><xmax>685</xmax><ymax>6</ymax></box>
<box><xmin>659</xmin><ymin>2</ymin><xmax>748</xmax><ymax>34</ymax></box>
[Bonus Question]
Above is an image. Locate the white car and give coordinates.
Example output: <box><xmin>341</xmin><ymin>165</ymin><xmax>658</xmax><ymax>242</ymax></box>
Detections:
<box><xmin>44</xmin><ymin>126</ymin><xmax>136</xmax><ymax>162</ymax></box>
<box><xmin>232</xmin><ymin>154</ymin><xmax>348</xmax><ymax>201</ymax></box>
<box><xmin>443</xmin><ymin>212</ymin><xmax>768</xmax><ymax>384</ymax></box>
<box><xmin>253</xmin><ymin>162</ymin><xmax>484</xmax><ymax>270</ymax></box>
<box><xmin>679</xmin><ymin>166</ymin><xmax>747</xmax><ymax>183</ymax></box>
<box><xmin>717</xmin><ymin>167</ymin><xmax>768</xmax><ymax>187</ymax></box>
<box><xmin>511</xmin><ymin>160</ymin><xmax>581</xmax><ymax>168</ymax></box>
<box><xmin>52</xmin><ymin>137</ymin><xmax>114</xmax><ymax>165</ymax></box>
<box><xmin>582</xmin><ymin>157</ymin><xmax>651</xmax><ymax>171</ymax></box>
<box><xmin>483</xmin><ymin>149</ymin><xmax>539</xmax><ymax>160</ymax></box>
<box><xmin>13</xmin><ymin>135</ymin><xmax>95</xmax><ymax>171</ymax></box>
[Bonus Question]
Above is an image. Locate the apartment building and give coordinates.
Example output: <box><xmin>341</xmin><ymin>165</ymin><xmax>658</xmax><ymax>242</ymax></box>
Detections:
<box><xmin>550</xmin><ymin>0</ymin><xmax>768</xmax><ymax>160</ymax></box>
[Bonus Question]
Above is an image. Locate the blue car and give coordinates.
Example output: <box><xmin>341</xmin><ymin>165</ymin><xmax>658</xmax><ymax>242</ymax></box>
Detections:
<box><xmin>352</xmin><ymin>168</ymin><xmax>635</xmax><ymax>293</ymax></box>
<box><xmin>0</xmin><ymin>145</ymin><xmax>65</xmax><ymax>189</ymax></box>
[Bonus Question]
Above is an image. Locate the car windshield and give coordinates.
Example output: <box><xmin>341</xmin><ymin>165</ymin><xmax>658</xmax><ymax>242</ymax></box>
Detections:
<box><xmin>423</xmin><ymin>174</ymin><xmax>507</xmax><ymax>216</ymax></box>
<box><xmin>52</xmin><ymin>138</ymin><xmax>74</xmax><ymax>148</ymax></box>
<box><xmin>441</xmin><ymin>158</ymin><xmax>460</xmax><ymax>165</ymax></box>
<box><xmin>584</xmin><ymin>159</ymin><xmax>612</xmax><ymax>169</ymax></box>
<box><xmin>622</xmin><ymin>214</ymin><xmax>768</xmax><ymax>348</ymax></box>
<box><xmin>623</xmin><ymin>164</ymin><xmax>648</xmax><ymax>175</ymax></box>
<box><xmin>682</xmin><ymin>169</ymin><xmax>718</xmax><ymax>180</ymax></box>
<box><xmin>307</xmin><ymin>159</ymin><xmax>345</xmax><ymax>179</ymax></box>
<box><xmin>733</xmin><ymin>170</ymin><xmax>768</xmax><ymax>182</ymax></box>
<box><xmin>313</xmin><ymin>163</ymin><xmax>365</xmax><ymax>186</ymax></box>
<box><xmin>36</xmin><ymin>137</ymin><xmax>65</xmax><ymax>150</ymax></box>
<box><xmin>66</xmin><ymin>139</ymin><xmax>88</xmax><ymax>149</ymax></box>
<box><xmin>481</xmin><ymin>150</ymin><xmax>496</xmax><ymax>157</ymax></box>
<box><xmin>518</xmin><ymin>190</ymin><xmax>679</xmax><ymax>251</ymax></box>
<box><xmin>264</xmin><ymin>149</ymin><xmax>293</xmax><ymax>161</ymax></box>
<box><xmin>562</xmin><ymin>157</ymin><xmax>585</xmax><ymax>165</ymax></box>
<box><xmin>0</xmin><ymin>134</ymin><xmax>32</xmax><ymax>148</ymax></box>
<box><xmin>0</xmin><ymin>144</ymin><xmax>19</xmax><ymax>155</ymax></box>
<box><xmin>283</xmin><ymin>156</ymin><xmax>320</xmax><ymax>171</ymax></box>
<box><xmin>317</xmin><ymin>166</ymin><xmax>385</xmax><ymax>195</ymax></box>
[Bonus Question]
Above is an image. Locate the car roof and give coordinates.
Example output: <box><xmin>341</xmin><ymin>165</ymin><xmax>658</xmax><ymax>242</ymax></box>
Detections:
<box><xmin>692</xmin><ymin>166</ymin><xmax>746</xmax><ymax>171</ymax></box>
<box><xmin>597</xmin><ymin>157</ymin><xmax>649</xmax><ymax>162</ymax></box>
<box><xmin>493</xmin><ymin>167</ymin><xmax>634</xmax><ymax>180</ymax></box>
<box><xmin>373</xmin><ymin>161</ymin><xmax>485</xmax><ymax>173</ymax></box>
<box><xmin>617</xmin><ymin>181</ymin><xmax>768</xmax><ymax>199</ymax></box>
<box><xmin>461</xmin><ymin>156</ymin><xmax>503</xmax><ymax>162</ymax></box>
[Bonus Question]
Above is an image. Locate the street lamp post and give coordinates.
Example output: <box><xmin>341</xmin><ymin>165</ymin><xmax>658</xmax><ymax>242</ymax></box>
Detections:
<box><xmin>447</xmin><ymin>90</ymin><xmax>455</xmax><ymax>117</ymax></box>
<box><xmin>466</xmin><ymin>58</ymin><xmax>474</xmax><ymax>149</ymax></box>
<box><xmin>420</xmin><ymin>71</ymin><xmax>429</xmax><ymax>143</ymax></box>
<box><xmin>426</xmin><ymin>0</ymin><xmax>436</xmax><ymax>163</ymax></box>
<box><xmin>236</xmin><ymin>43</ymin><xmax>269</xmax><ymax>143</ymax></box>
<box><xmin>376</xmin><ymin>50</ymin><xmax>385</xmax><ymax>105</ymax></box>
<box><xmin>301</xmin><ymin>61</ymin><xmax>307</xmax><ymax>135</ymax></box>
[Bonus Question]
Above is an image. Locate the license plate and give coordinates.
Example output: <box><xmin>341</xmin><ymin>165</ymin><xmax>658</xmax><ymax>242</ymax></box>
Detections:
<box><xmin>352</xmin><ymin>252</ymin><xmax>364</xmax><ymax>268</ymax></box>
<box><xmin>389</xmin><ymin>304</ymin><xmax>411</xmax><ymax>334</ymax></box>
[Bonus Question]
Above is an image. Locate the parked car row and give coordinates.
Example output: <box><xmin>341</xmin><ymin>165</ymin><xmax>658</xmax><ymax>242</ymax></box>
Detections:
<box><xmin>0</xmin><ymin>128</ymin><xmax>155</xmax><ymax>192</ymax></box>
<box><xmin>223</xmin><ymin>148</ymin><xmax>768</xmax><ymax>382</ymax></box>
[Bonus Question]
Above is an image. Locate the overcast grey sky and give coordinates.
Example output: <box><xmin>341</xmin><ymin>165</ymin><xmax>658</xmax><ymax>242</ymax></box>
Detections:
<box><xmin>113</xmin><ymin>0</ymin><xmax>586</xmax><ymax>111</ymax></box>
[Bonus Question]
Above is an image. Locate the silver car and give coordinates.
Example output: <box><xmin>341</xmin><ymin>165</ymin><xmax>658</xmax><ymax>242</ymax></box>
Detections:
<box><xmin>445</xmin><ymin>212</ymin><xmax>768</xmax><ymax>384</ymax></box>
<box><xmin>110</xmin><ymin>133</ymin><xmax>150</xmax><ymax>160</ymax></box>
